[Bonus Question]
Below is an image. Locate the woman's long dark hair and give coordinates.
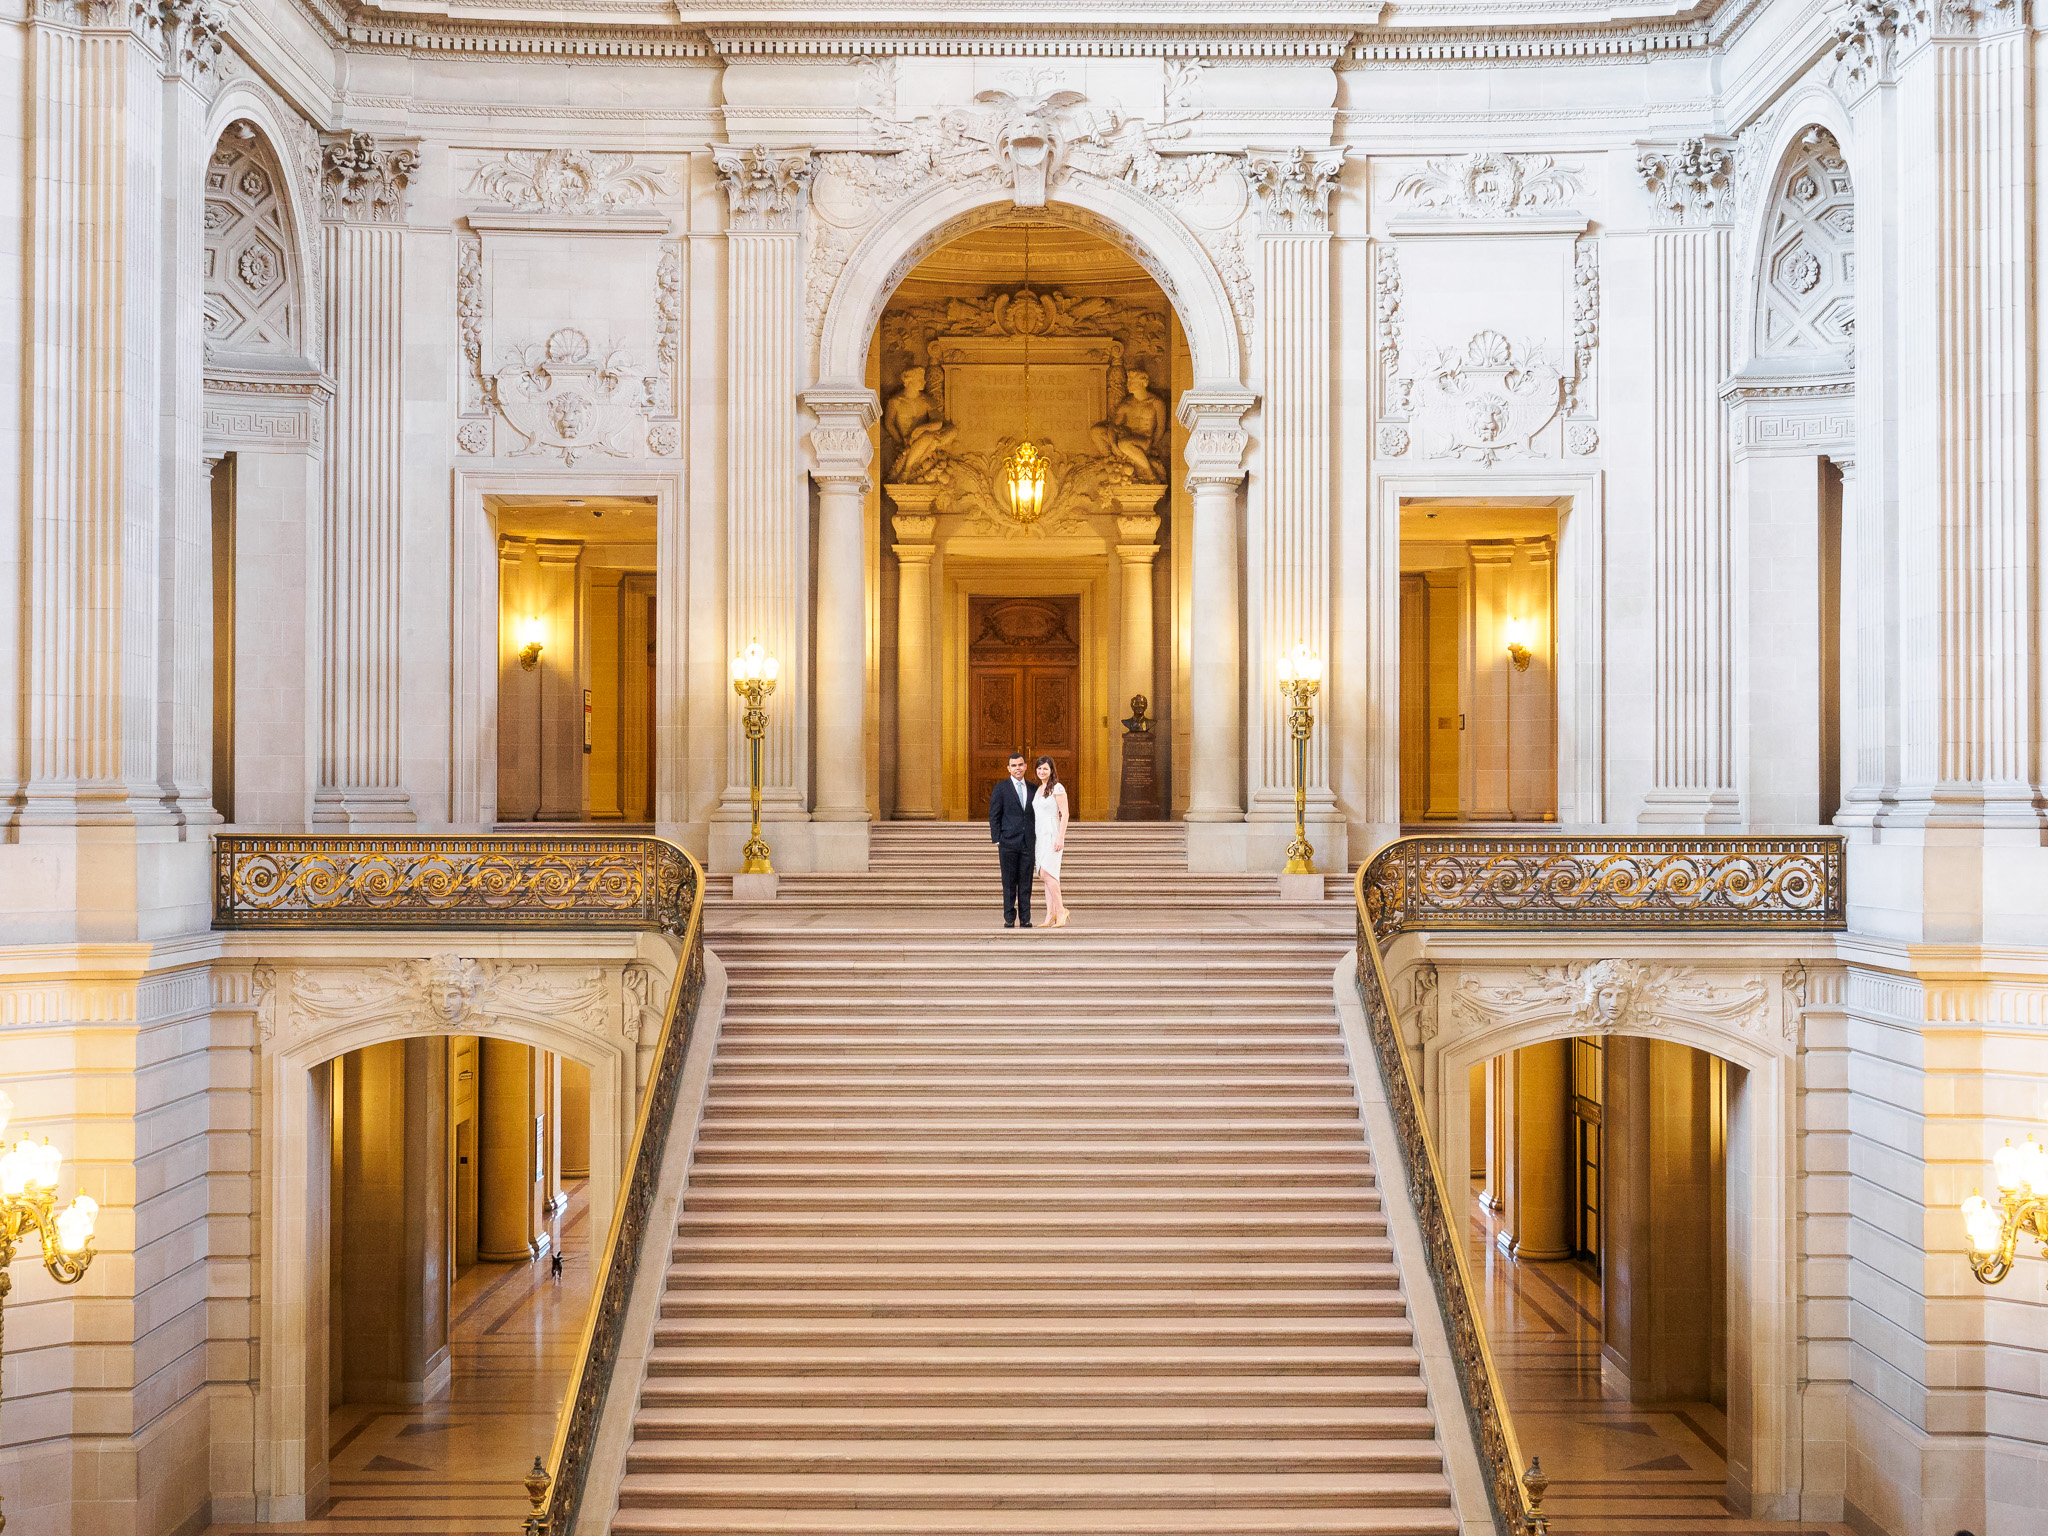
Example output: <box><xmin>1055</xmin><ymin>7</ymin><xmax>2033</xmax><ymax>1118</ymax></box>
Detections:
<box><xmin>1034</xmin><ymin>755</ymin><xmax>1059</xmax><ymax>787</ymax></box>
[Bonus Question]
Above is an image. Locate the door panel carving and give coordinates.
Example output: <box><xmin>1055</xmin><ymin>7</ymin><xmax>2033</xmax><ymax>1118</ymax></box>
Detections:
<box><xmin>968</xmin><ymin>595</ymin><xmax>1082</xmax><ymax>812</ymax></box>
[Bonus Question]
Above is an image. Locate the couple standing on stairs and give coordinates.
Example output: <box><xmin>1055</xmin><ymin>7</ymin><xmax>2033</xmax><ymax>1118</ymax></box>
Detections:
<box><xmin>987</xmin><ymin>749</ymin><xmax>1072</xmax><ymax>929</ymax></box>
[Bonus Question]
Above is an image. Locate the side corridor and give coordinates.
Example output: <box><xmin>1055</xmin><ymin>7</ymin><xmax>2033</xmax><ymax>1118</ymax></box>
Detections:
<box><xmin>1471</xmin><ymin>1189</ymin><xmax>1852</xmax><ymax>1536</ymax></box>
<box><xmin>202</xmin><ymin>1186</ymin><xmax>591</xmax><ymax>1536</ymax></box>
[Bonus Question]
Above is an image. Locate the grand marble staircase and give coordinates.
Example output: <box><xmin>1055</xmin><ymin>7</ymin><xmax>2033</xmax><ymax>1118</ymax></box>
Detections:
<box><xmin>607</xmin><ymin>823</ymin><xmax>1464</xmax><ymax>1536</ymax></box>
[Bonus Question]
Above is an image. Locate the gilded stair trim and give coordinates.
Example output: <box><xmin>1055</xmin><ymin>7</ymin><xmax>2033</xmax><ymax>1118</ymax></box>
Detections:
<box><xmin>1351</xmin><ymin>833</ymin><xmax>1845</xmax><ymax>1535</ymax></box>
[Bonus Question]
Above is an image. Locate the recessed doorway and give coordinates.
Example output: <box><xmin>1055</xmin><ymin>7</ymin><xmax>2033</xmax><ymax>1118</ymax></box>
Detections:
<box><xmin>967</xmin><ymin>594</ymin><xmax>1082</xmax><ymax>810</ymax></box>
<box><xmin>492</xmin><ymin>496</ymin><xmax>657</xmax><ymax>827</ymax></box>
<box><xmin>1398</xmin><ymin>498</ymin><xmax>1561</xmax><ymax>826</ymax></box>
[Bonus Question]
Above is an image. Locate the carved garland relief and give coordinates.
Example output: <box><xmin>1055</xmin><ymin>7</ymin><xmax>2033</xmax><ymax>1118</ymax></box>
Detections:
<box><xmin>253</xmin><ymin>956</ymin><xmax>614</xmax><ymax>1045</ymax></box>
<box><xmin>453</xmin><ymin>149</ymin><xmax>682</xmax><ymax>461</ymax></box>
<box><xmin>1441</xmin><ymin>959</ymin><xmax>1777</xmax><ymax>1046</ymax></box>
<box><xmin>1373</xmin><ymin>151</ymin><xmax>1599</xmax><ymax>465</ymax></box>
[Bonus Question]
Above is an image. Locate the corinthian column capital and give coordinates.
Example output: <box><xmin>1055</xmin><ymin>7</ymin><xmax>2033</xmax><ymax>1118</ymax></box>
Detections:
<box><xmin>715</xmin><ymin>146</ymin><xmax>814</xmax><ymax>233</ymax></box>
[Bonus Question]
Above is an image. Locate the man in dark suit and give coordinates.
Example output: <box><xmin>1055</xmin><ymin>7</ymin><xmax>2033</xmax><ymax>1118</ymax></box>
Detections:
<box><xmin>987</xmin><ymin>749</ymin><xmax>1036</xmax><ymax>928</ymax></box>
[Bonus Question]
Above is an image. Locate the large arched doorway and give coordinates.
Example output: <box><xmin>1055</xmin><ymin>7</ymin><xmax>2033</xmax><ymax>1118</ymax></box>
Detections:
<box><xmin>868</xmin><ymin>220</ymin><xmax>1188</xmax><ymax>822</ymax></box>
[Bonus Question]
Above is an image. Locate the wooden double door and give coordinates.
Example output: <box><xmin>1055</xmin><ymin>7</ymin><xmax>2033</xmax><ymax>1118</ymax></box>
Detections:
<box><xmin>968</xmin><ymin>594</ymin><xmax>1081</xmax><ymax>814</ymax></box>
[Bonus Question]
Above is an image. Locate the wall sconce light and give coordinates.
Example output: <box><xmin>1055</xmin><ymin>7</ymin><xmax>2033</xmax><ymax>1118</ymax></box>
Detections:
<box><xmin>1504</xmin><ymin>617</ymin><xmax>1533</xmax><ymax>672</ymax></box>
<box><xmin>1962</xmin><ymin>1134</ymin><xmax>2048</xmax><ymax>1284</ymax></box>
<box><xmin>517</xmin><ymin>616</ymin><xmax>546</xmax><ymax>672</ymax></box>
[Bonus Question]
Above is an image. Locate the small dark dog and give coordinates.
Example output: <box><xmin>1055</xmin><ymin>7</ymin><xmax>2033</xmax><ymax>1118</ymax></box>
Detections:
<box><xmin>549</xmin><ymin>1251</ymin><xmax>563</xmax><ymax>1281</ymax></box>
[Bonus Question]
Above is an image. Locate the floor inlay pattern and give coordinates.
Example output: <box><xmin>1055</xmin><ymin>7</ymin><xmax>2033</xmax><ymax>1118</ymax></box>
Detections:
<box><xmin>202</xmin><ymin>1182</ymin><xmax>591</xmax><ymax>1536</ymax></box>
<box><xmin>1468</xmin><ymin>1186</ymin><xmax>1851</xmax><ymax>1536</ymax></box>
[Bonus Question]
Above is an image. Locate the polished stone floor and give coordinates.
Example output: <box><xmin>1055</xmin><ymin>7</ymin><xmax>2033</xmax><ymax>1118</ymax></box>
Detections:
<box><xmin>1468</xmin><ymin>1184</ymin><xmax>1851</xmax><ymax>1536</ymax></box>
<box><xmin>204</xmin><ymin>1182</ymin><xmax>591</xmax><ymax>1536</ymax></box>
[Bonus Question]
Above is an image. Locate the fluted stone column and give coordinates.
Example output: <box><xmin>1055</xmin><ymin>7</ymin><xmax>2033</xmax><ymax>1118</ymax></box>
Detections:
<box><xmin>1833</xmin><ymin>3</ymin><xmax>2047</xmax><ymax>938</ymax></box>
<box><xmin>12</xmin><ymin>1</ymin><xmax>179</xmax><ymax>833</ymax></box>
<box><xmin>888</xmin><ymin>490</ymin><xmax>940</xmax><ymax>821</ymax></box>
<box><xmin>1179</xmin><ymin>390</ymin><xmax>1255</xmax><ymax>869</ymax></box>
<box><xmin>1245</xmin><ymin>148</ymin><xmax>1346</xmax><ymax>873</ymax></box>
<box><xmin>804</xmin><ymin>386</ymin><xmax>879</xmax><ymax>870</ymax></box>
<box><xmin>1635</xmin><ymin>140</ymin><xmax>1739</xmax><ymax>830</ymax></box>
<box><xmin>314</xmin><ymin>133</ymin><xmax>418</xmax><ymax>828</ymax></box>
<box><xmin>713</xmin><ymin>147</ymin><xmax>814</xmax><ymax>871</ymax></box>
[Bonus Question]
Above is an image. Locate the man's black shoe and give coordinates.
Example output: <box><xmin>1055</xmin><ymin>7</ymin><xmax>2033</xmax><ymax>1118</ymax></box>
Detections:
<box><xmin>1019</xmin><ymin>921</ymin><xmax>1033</xmax><ymax>928</ymax></box>
<box><xmin>1004</xmin><ymin>920</ymin><xmax>1016</xmax><ymax>928</ymax></box>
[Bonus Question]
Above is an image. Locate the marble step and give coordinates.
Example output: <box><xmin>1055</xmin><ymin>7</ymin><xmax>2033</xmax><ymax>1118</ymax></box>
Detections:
<box><xmin>686</xmin><ymin>1141</ymin><xmax>1375</xmax><ymax>1165</ymax></box>
<box><xmin>649</xmin><ymin>1318</ymin><xmax>1415</xmax><ymax>1349</ymax></box>
<box><xmin>656</xmin><ymin>1289</ymin><xmax>1409</xmax><ymax>1320</ymax></box>
<box><xmin>681</xmin><ymin>1162</ymin><xmax>1378</xmax><ymax>1187</ymax></box>
<box><xmin>671</xmin><ymin>1213</ymin><xmax>1390</xmax><ymax>1241</ymax></box>
<box><xmin>627</xmin><ymin>1404</ymin><xmax>1441</xmax><ymax>1439</ymax></box>
<box><xmin>661</xmin><ymin>1265</ymin><xmax>1403</xmax><ymax>1295</ymax></box>
<box><xmin>678</xmin><ymin>1188</ymin><xmax>1381</xmax><ymax>1211</ymax></box>
<box><xmin>610</xmin><ymin>1511</ymin><xmax>1457</xmax><ymax>1536</ymax></box>
<box><xmin>632</xmin><ymin>1372</ymin><xmax>1431</xmax><ymax>1410</ymax></box>
<box><xmin>622</xmin><ymin>1438</ymin><xmax>1446</xmax><ymax>1476</ymax></box>
<box><xmin>613</xmin><ymin>1470</ymin><xmax>1451</xmax><ymax>1512</ymax></box>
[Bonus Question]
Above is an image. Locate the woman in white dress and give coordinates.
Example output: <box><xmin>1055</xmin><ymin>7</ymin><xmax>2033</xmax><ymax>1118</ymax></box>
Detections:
<box><xmin>1032</xmin><ymin>756</ymin><xmax>1072</xmax><ymax>928</ymax></box>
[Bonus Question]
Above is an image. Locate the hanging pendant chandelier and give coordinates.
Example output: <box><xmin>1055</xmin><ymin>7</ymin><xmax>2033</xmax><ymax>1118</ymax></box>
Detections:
<box><xmin>1000</xmin><ymin>224</ymin><xmax>1048</xmax><ymax>525</ymax></box>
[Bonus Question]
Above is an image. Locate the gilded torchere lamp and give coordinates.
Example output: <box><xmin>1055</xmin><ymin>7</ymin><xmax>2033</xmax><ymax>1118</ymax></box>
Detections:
<box><xmin>0</xmin><ymin>1087</ymin><xmax>100</xmax><ymax>1536</ymax></box>
<box><xmin>1961</xmin><ymin>1133</ymin><xmax>2048</xmax><ymax>1284</ymax></box>
<box><xmin>1276</xmin><ymin>643</ymin><xmax>1323</xmax><ymax>876</ymax></box>
<box><xmin>731</xmin><ymin>641</ymin><xmax>779</xmax><ymax>875</ymax></box>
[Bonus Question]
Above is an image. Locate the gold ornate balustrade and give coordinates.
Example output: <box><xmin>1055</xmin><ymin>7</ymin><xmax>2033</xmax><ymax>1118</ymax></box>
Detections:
<box><xmin>1351</xmin><ymin>834</ymin><xmax>1845</xmax><ymax>1536</ymax></box>
<box><xmin>215</xmin><ymin>834</ymin><xmax>695</xmax><ymax>933</ymax></box>
<box><xmin>211</xmin><ymin>834</ymin><xmax>707</xmax><ymax>1536</ymax></box>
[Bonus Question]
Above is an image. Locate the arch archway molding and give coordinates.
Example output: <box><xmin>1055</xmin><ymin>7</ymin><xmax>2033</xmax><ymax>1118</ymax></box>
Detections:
<box><xmin>1374</xmin><ymin>939</ymin><xmax>1841</xmax><ymax>1524</ymax></box>
<box><xmin>811</xmin><ymin>172</ymin><xmax>1249</xmax><ymax>400</ymax></box>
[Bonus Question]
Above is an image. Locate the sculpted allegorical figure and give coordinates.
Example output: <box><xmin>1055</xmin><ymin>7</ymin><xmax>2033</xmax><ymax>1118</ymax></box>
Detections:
<box><xmin>883</xmin><ymin>366</ymin><xmax>957</xmax><ymax>483</ymax></box>
<box><xmin>1090</xmin><ymin>368</ymin><xmax>1168</xmax><ymax>482</ymax></box>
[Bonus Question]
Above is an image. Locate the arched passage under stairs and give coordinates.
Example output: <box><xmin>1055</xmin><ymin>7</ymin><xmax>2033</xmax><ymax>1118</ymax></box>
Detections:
<box><xmin>1400</xmin><ymin>947</ymin><xmax>1820</xmax><ymax>1522</ymax></box>
<box><xmin>248</xmin><ymin>949</ymin><xmax>663</xmax><ymax>1519</ymax></box>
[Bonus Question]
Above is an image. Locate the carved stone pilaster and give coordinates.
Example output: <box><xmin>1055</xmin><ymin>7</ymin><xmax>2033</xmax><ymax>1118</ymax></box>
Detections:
<box><xmin>714</xmin><ymin>146</ymin><xmax>813</xmax><ymax>233</ymax></box>
<box><xmin>1247</xmin><ymin>147</ymin><xmax>1345</xmax><ymax>234</ymax></box>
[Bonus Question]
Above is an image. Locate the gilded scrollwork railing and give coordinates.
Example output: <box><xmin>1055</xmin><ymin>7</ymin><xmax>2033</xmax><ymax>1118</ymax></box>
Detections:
<box><xmin>210</xmin><ymin>833</ymin><xmax>707</xmax><ymax>1536</ymax></box>
<box><xmin>215</xmin><ymin>834</ymin><xmax>695</xmax><ymax>933</ymax></box>
<box><xmin>1352</xmin><ymin>834</ymin><xmax>1844</xmax><ymax>1536</ymax></box>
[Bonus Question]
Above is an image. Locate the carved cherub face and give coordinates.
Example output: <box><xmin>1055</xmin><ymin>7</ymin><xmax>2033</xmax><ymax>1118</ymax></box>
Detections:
<box><xmin>900</xmin><ymin>366</ymin><xmax>926</xmax><ymax>394</ymax></box>
<box><xmin>1128</xmin><ymin>370</ymin><xmax>1151</xmax><ymax>396</ymax></box>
